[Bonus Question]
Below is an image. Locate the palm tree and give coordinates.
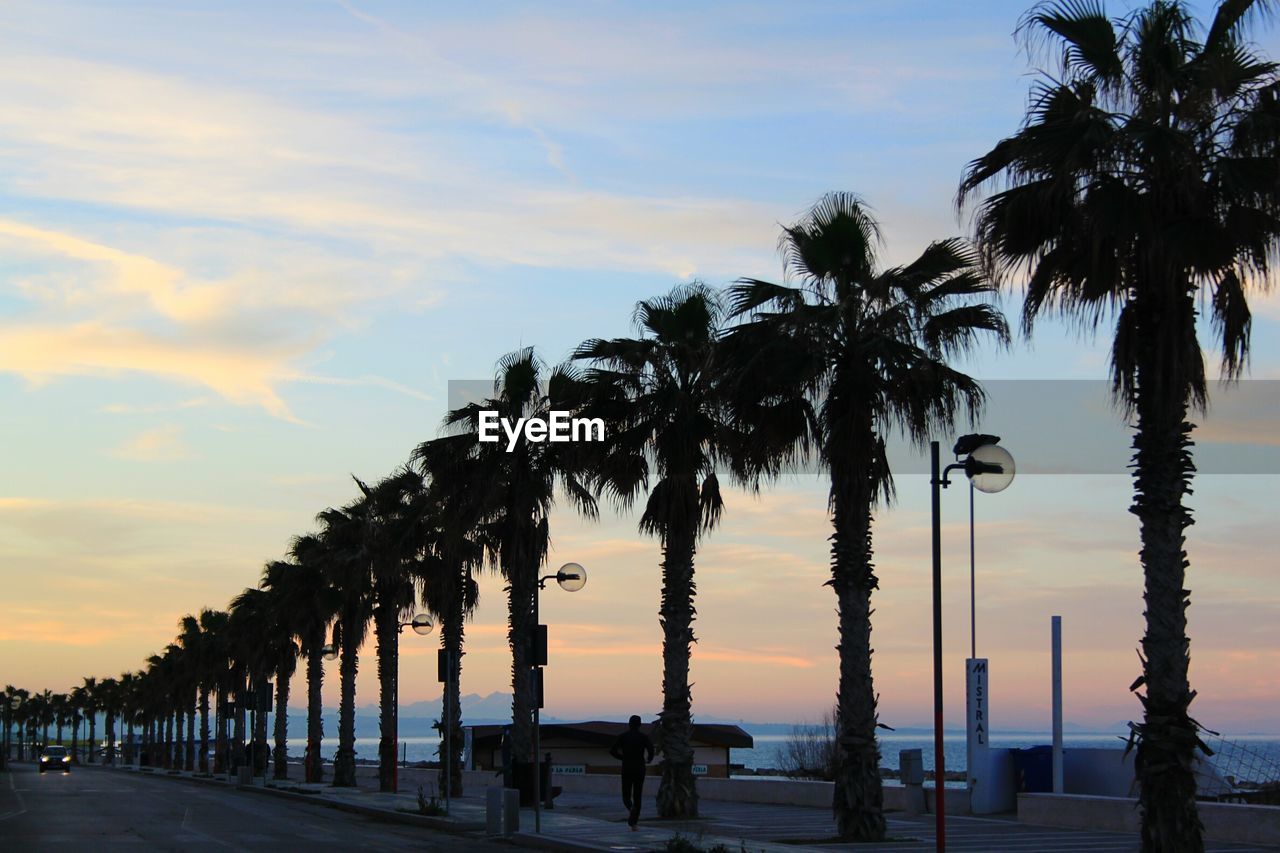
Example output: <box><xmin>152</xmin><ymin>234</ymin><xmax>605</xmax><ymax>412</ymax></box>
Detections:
<box><xmin>35</xmin><ymin>689</ymin><xmax>52</xmax><ymax>749</ymax></box>
<box><xmin>228</xmin><ymin>587</ymin><xmax>276</xmax><ymax>776</ymax></box>
<box><xmin>179</xmin><ymin>615</ymin><xmax>206</xmax><ymax>771</ymax></box>
<box><xmin>287</xmin><ymin>534</ymin><xmax>340</xmax><ymax>783</ymax></box>
<box><xmin>317</xmin><ymin>499</ymin><xmax>374</xmax><ymax>787</ymax></box>
<box><xmin>259</xmin><ymin>560</ymin><xmax>306</xmax><ymax>781</ymax></box>
<box><xmin>415</xmin><ymin>347</ymin><xmax>596</xmax><ymax>784</ymax></box>
<box><xmin>118</xmin><ymin>672</ymin><xmax>140</xmax><ymax>766</ymax></box>
<box><xmin>81</xmin><ymin>678</ymin><xmax>98</xmax><ymax>762</ymax></box>
<box><xmin>356</xmin><ymin>469</ymin><xmax>429</xmax><ymax>793</ymax></box>
<box><xmin>411</xmin><ymin>471</ymin><xmax>483</xmax><ymax>797</ymax></box>
<box><xmin>98</xmin><ymin>678</ymin><xmax>120</xmax><ymax>765</ymax></box>
<box><xmin>726</xmin><ymin>192</ymin><xmax>1007</xmax><ymax>840</ymax></box>
<box><xmin>70</xmin><ymin>686</ymin><xmax>86</xmax><ymax>763</ymax></box>
<box><xmin>570</xmin><ymin>284</ymin><xmax>747</xmax><ymax>818</ymax></box>
<box><xmin>51</xmin><ymin>693</ymin><xmax>68</xmax><ymax>745</ymax></box>
<box><xmin>958</xmin><ymin>3</ymin><xmax>1280</xmax><ymax>848</ymax></box>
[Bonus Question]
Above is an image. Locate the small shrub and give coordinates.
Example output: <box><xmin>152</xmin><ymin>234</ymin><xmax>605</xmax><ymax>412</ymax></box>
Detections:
<box><xmin>416</xmin><ymin>783</ymin><xmax>446</xmax><ymax>816</ymax></box>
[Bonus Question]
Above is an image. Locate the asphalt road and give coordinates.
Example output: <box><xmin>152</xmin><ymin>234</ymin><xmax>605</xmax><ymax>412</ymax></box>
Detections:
<box><xmin>0</xmin><ymin>762</ymin><xmax>512</xmax><ymax>851</ymax></box>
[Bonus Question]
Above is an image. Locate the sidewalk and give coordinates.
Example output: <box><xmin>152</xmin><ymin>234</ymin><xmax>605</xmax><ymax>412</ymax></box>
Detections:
<box><xmin>90</xmin><ymin>763</ymin><xmax>1276</xmax><ymax>852</ymax></box>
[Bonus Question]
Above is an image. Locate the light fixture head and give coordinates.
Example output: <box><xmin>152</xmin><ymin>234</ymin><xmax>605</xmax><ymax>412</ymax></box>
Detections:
<box><xmin>410</xmin><ymin>613</ymin><xmax>434</xmax><ymax>635</ymax></box>
<box><xmin>969</xmin><ymin>443</ymin><xmax>1016</xmax><ymax>493</ymax></box>
<box><xmin>320</xmin><ymin>643</ymin><xmax>338</xmax><ymax>661</ymax></box>
<box><xmin>556</xmin><ymin>562</ymin><xmax>587</xmax><ymax>592</ymax></box>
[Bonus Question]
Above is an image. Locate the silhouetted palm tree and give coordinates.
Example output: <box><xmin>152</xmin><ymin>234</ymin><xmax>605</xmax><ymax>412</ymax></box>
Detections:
<box><xmin>81</xmin><ymin>678</ymin><xmax>97</xmax><ymax>762</ymax></box>
<box><xmin>726</xmin><ymin>193</ymin><xmax>1006</xmax><ymax>840</ymax></box>
<box><xmin>419</xmin><ymin>348</ymin><xmax>597</xmax><ymax>776</ymax></box>
<box><xmin>317</xmin><ymin>499</ymin><xmax>374</xmax><ymax>787</ymax></box>
<box><xmin>260</xmin><ymin>560</ymin><xmax>304</xmax><ymax>781</ymax></box>
<box><xmin>287</xmin><ymin>534</ymin><xmax>340</xmax><ymax>783</ymax></box>
<box><xmin>355</xmin><ymin>469</ymin><xmax>429</xmax><ymax>793</ymax></box>
<box><xmin>958</xmin><ymin>3</ymin><xmax>1280</xmax><ymax>848</ymax></box>
<box><xmin>571</xmin><ymin>283</ymin><xmax>746</xmax><ymax>818</ymax></box>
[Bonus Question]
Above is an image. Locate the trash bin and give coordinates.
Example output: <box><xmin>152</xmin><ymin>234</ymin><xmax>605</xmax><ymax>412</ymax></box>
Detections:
<box><xmin>1012</xmin><ymin>745</ymin><xmax>1054</xmax><ymax>793</ymax></box>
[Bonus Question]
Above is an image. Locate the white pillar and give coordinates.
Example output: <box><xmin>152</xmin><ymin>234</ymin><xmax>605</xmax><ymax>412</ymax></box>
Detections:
<box><xmin>1051</xmin><ymin>615</ymin><xmax>1064</xmax><ymax>794</ymax></box>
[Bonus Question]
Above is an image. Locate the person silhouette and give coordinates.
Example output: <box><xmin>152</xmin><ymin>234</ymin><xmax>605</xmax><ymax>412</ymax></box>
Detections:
<box><xmin>609</xmin><ymin>715</ymin><xmax>654</xmax><ymax>830</ymax></box>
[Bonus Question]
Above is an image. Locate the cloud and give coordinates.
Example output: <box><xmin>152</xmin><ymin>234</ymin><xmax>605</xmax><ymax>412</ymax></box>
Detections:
<box><xmin>110</xmin><ymin>425</ymin><xmax>193</xmax><ymax>461</ymax></box>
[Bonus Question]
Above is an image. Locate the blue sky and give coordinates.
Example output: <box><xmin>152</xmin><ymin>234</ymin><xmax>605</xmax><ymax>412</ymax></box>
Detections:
<box><xmin>1</xmin><ymin>0</ymin><xmax>1277</xmax><ymax>730</ymax></box>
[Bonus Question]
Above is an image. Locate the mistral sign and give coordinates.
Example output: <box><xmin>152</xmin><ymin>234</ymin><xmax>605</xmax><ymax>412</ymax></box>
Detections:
<box><xmin>477</xmin><ymin>410</ymin><xmax>606</xmax><ymax>452</ymax></box>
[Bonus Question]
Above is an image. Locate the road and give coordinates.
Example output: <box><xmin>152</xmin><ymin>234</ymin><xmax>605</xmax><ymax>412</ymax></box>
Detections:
<box><xmin>0</xmin><ymin>762</ymin><xmax>512</xmax><ymax>851</ymax></box>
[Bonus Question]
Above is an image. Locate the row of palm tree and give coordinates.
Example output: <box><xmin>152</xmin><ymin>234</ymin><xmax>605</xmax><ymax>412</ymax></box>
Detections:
<box><xmin>5</xmin><ymin>6</ymin><xmax>1274</xmax><ymax>850</ymax></box>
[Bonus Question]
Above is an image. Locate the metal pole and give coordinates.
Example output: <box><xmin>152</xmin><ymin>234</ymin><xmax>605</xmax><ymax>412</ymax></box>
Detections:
<box><xmin>533</xmin><ymin>582</ymin><xmax>541</xmax><ymax>833</ymax></box>
<box><xmin>930</xmin><ymin>441</ymin><xmax>947</xmax><ymax>853</ymax></box>
<box><xmin>444</xmin><ymin>658</ymin><xmax>451</xmax><ymax>815</ymax></box>
<box><xmin>1052</xmin><ymin>616</ymin><xmax>1063</xmax><ymax>794</ymax></box>
<box><xmin>393</xmin><ymin>650</ymin><xmax>398</xmax><ymax>795</ymax></box>
<box><xmin>970</xmin><ymin>481</ymin><xmax>976</xmax><ymax>660</ymax></box>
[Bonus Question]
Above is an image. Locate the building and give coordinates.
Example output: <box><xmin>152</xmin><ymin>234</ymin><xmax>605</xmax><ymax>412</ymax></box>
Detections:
<box><xmin>467</xmin><ymin>720</ymin><xmax>753</xmax><ymax>779</ymax></box>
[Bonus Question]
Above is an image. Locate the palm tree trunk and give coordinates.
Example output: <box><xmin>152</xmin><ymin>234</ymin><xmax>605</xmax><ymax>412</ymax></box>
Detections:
<box><xmin>507</xmin><ymin>548</ymin><xmax>537</xmax><ymax>771</ymax></box>
<box><xmin>71</xmin><ymin>715</ymin><xmax>79</xmax><ymax>762</ymax></box>
<box><xmin>199</xmin><ymin>686</ymin><xmax>210</xmax><ymax>773</ymax></box>
<box><xmin>333</xmin><ymin>624</ymin><xmax>360</xmax><ymax>787</ymax></box>
<box><xmin>375</xmin><ymin>600</ymin><xmax>399</xmax><ymax>792</ymax></box>
<box><xmin>217</xmin><ymin>691</ymin><xmax>229</xmax><ymax>775</ymax></box>
<box><xmin>656</xmin><ymin>514</ymin><xmax>699</xmax><ymax>819</ymax></box>
<box><xmin>829</xmin><ymin>465</ymin><xmax>886</xmax><ymax>841</ymax></box>
<box><xmin>253</xmin><ymin>692</ymin><xmax>269</xmax><ymax>777</ymax></box>
<box><xmin>105</xmin><ymin>712</ymin><xmax>116</xmax><ymax>765</ymax></box>
<box><xmin>232</xmin><ymin>690</ymin><xmax>246</xmax><ymax>772</ymax></box>
<box><xmin>87</xmin><ymin>713</ymin><xmax>96</xmax><ymax>763</ymax></box>
<box><xmin>165</xmin><ymin>712</ymin><xmax>175</xmax><ymax>769</ymax></box>
<box><xmin>1131</xmin><ymin>365</ymin><xmax>1202</xmax><ymax>852</ymax></box>
<box><xmin>185</xmin><ymin>693</ymin><xmax>196</xmax><ymax>770</ymax></box>
<box><xmin>125</xmin><ymin>716</ymin><xmax>134</xmax><ymax>766</ymax></box>
<box><xmin>175</xmin><ymin>708</ymin><xmax>185</xmax><ymax>770</ymax></box>
<box><xmin>442</xmin><ymin>587</ymin><xmax>466</xmax><ymax>797</ymax></box>
<box><xmin>273</xmin><ymin>660</ymin><xmax>290</xmax><ymax>780</ymax></box>
<box><xmin>306</xmin><ymin>638</ymin><xmax>325</xmax><ymax>784</ymax></box>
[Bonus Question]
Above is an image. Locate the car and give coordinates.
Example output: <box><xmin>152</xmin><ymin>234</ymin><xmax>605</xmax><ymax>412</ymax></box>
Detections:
<box><xmin>39</xmin><ymin>745</ymin><xmax>71</xmax><ymax>773</ymax></box>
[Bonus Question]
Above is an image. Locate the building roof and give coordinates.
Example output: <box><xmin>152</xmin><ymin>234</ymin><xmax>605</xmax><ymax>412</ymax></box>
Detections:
<box><xmin>468</xmin><ymin>720</ymin><xmax>753</xmax><ymax>749</ymax></box>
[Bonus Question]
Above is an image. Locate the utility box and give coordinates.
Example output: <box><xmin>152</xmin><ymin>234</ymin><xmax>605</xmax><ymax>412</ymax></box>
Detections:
<box><xmin>900</xmin><ymin>749</ymin><xmax>925</xmax><ymax>816</ymax></box>
<box><xmin>900</xmin><ymin>749</ymin><xmax>924</xmax><ymax>784</ymax></box>
<box><xmin>485</xmin><ymin>786</ymin><xmax>520</xmax><ymax>835</ymax></box>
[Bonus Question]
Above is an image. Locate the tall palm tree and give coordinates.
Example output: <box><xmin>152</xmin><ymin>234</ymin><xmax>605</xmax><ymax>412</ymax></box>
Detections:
<box><xmin>118</xmin><ymin>672</ymin><xmax>140</xmax><ymax>766</ymax></box>
<box><xmin>415</xmin><ymin>347</ymin><xmax>596</xmax><ymax>781</ymax></box>
<box><xmin>51</xmin><ymin>693</ymin><xmax>68</xmax><ymax>745</ymax></box>
<box><xmin>570</xmin><ymin>284</ymin><xmax>746</xmax><ymax>818</ymax></box>
<box><xmin>70</xmin><ymin>686</ymin><xmax>86</xmax><ymax>763</ymax></box>
<box><xmin>229</xmin><ymin>587</ymin><xmax>276</xmax><ymax>776</ymax></box>
<box><xmin>410</xmin><ymin>471</ymin><xmax>483</xmax><ymax>797</ymax></box>
<box><xmin>178</xmin><ymin>615</ymin><xmax>206</xmax><ymax>771</ymax></box>
<box><xmin>287</xmin><ymin>534</ymin><xmax>340</xmax><ymax>783</ymax></box>
<box><xmin>259</xmin><ymin>560</ymin><xmax>306</xmax><ymax>781</ymax></box>
<box><xmin>198</xmin><ymin>609</ymin><xmax>231</xmax><ymax>774</ymax></box>
<box><xmin>356</xmin><ymin>469</ymin><xmax>429</xmax><ymax>793</ymax></box>
<box><xmin>958</xmin><ymin>3</ymin><xmax>1280</xmax><ymax>848</ymax></box>
<box><xmin>317</xmin><ymin>499</ymin><xmax>374</xmax><ymax>787</ymax></box>
<box><xmin>98</xmin><ymin>677</ymin><xmax>120</xmax><ymax>765</ymax></box>
<box><xmin>81</xmin><ymin>677</ymin><xmax>98</xmax><ymax>763</ymax></box>
<box><xmin>726</xmin><ymin>193</ymin><xmax>1007</xmax><ymax>840</ymax></box>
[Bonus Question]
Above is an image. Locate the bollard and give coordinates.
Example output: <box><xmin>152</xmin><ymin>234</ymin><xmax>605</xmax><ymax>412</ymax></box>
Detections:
<box><xmin>900</xmin><ymin>748</ymin><xmax>925</xmax><ymax>816</ymax></box>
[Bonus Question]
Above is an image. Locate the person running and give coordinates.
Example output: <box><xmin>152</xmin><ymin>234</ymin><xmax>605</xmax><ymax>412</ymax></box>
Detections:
<box><xmin>609</xmin><ymin>715</ymin><xmax>654</xmax><ymax>830</ymax></box>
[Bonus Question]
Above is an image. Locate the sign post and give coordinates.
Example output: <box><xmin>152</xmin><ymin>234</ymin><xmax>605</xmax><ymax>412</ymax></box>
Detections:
<box><xmin>965</xmin><ymin>658</ymin><xmax>990</xmax><ymax>800</ymax></box>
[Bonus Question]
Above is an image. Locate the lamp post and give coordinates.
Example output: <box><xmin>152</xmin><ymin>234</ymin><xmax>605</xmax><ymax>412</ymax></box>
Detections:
<box><xmin>393</xmin><ymin>610</ymin><xmax>434</xmax><ymax>795</ymax></box>
<box><xmin>930</xmin><ymin>435</ymin><xmax>1014</xmax><ymax>852</ymax></box>
<box><xmin>531</xmin><ymin>562</ymin><xmax>587</xmax><ymax>833</ymax></box>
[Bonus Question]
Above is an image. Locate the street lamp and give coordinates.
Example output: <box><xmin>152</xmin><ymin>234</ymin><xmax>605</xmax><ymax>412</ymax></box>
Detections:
<box><xmin>390</xmin><ymin>610</ymin><xmax>434</xmax><ymax>794</ymax></box>
<box><xmin>531</xmin><ymin>562</ymin><xmax>587</xmax><ymax>833</ymax></box>
<box><xmin>930</xmin><ymin>435</ymin><xmax>1014</xmax><ymax>853</ymax></box>
<box><xmin>321</xmin><ymin>644</ymin><xmax>339</xmax><ymax>661</ymax></box>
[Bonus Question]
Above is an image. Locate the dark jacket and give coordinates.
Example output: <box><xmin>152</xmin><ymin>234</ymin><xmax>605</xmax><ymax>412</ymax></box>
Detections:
<box><xmin>609</xmin><ymin>729</ymin><xmax>654</xmax><ymax>773</ymax></box>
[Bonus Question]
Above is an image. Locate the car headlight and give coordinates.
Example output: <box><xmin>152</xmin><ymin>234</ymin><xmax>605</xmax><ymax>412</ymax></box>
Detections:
<box><xmin>62</xmin><ymin>756</ymin><xmax>71</xmax><ymax>763</ymax></box>
<box><xmin>40</xmin><ymin>756</ymin><xmax>48</xmax><ymax>762</ymax></box>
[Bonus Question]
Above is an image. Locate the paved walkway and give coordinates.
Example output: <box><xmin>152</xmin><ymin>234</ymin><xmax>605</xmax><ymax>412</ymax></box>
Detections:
<box><xmin>68</xmin><ymin>764</ymin><xmax>1278</xmax><ymax>852</ymax></box>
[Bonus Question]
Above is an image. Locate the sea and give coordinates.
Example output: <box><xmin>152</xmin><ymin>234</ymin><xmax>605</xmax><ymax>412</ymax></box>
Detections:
<box><xmin>285</xmin><ymin>729</ymin><xmax>1280</xmax><ymax>778</ymax></box>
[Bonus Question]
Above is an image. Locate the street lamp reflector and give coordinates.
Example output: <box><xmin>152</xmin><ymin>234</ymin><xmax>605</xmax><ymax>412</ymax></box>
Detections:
<box><xmin>411</xmin><ymin>613</ymin><xmax>435</xmax><ymax>635</ymax></box>
<box><xmin>557</xmin><ymin>562</ymin><xmax>587</xmax><ymax>592</ymax></box>
<box><xmin>970</xmin><ymin>444</ymin><xmax>1015</xmax><ymax>493</ymax></box>
<box><xmin>321</xmin><ymin>644</ymin><xmax>338</xmax><ymax>661</ymax></box>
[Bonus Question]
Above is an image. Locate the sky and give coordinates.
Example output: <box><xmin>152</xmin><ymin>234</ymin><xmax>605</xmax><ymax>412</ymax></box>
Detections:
<box><xmin>1</xmin><ymin>1</ymin><xmax>1277</xmax><ymax>733</ymax></box>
